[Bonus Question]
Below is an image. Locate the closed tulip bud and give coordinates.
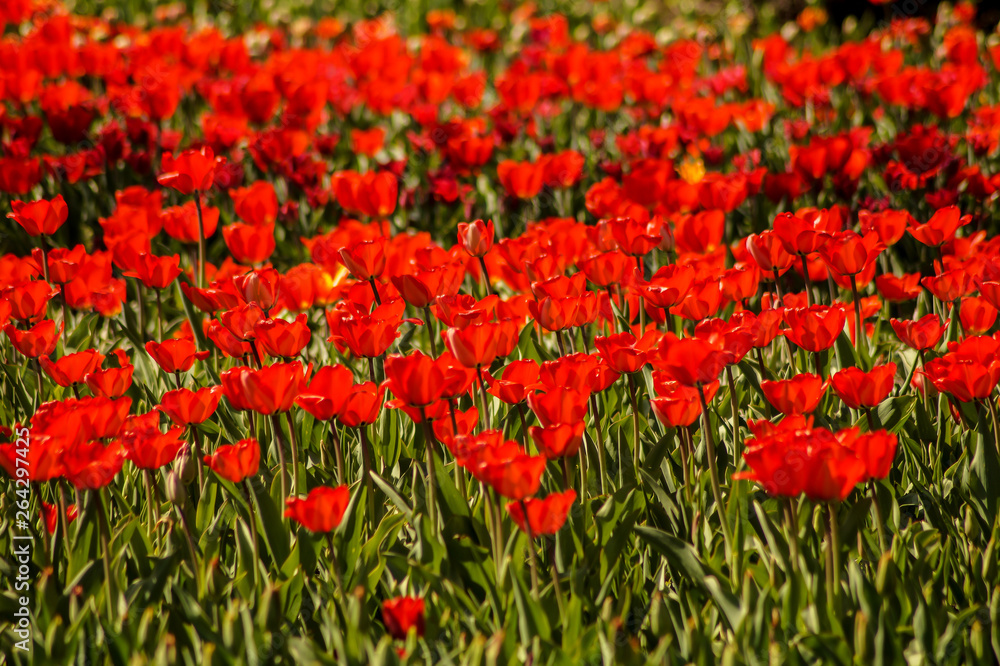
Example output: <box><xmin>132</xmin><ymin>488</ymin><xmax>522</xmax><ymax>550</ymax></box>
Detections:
<box><xmin>853</xmin><ymin>612</ymin><xmax>870</xmax><ymax>662</ymax></box>
<box><xmin>971</xmin><ymin>621</ymin><xmax>984</xmax><ymax>659</ymax></box>
<box><xmin>176</xmin><ymin>446</ymin><xmax>197</xmax><ymax>485</ymax></box>
<box><xmin>457</xmin><ymin>219</ymin><xmax>494</xmax><ymax>258</ymax></box>
<box><xmin>166</xmin><ymin>470</ymin><xmax>187</xmax><ymax>505</ymax></box>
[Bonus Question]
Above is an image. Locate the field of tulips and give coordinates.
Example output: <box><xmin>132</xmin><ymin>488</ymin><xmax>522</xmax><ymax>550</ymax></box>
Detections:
<box><xmin>4</xmin><ymin>0</ymin><xmax>1000</xmax><ymax>663</ymax></box>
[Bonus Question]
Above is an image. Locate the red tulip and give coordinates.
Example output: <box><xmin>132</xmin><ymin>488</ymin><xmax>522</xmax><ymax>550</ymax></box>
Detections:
<box><xmin>782</xmin><ymin>305</ymin><xmax>847</xmax><ymax>352</ymax></box>
<box><xmin>233</xmin><ymin>267</ymin><xmax>281</xmax><ymax>311</ymax></box>
<box><xmin>224</xmin><ymin>223</ymin><xmax>276</xmax><ymax>265</ymax></box>
<box><xmin>339</xmin><ymin>238</ymin><xmax>386</xmax><ymax>281</ymax></box>
<box><xmin>254</xmin><ymin>314</ymin><xmax>311</xmax><ymax>358</ymax></box>
<box><xmin>480</xmin><ymin>452</ymin><xmax>547</xmax><ymax>500</ymax></box>
<box><xmin>4</xmin><ymin>319</ymin><xmax>62</xmax><ymax>358</ymax></box>
<box><xmin>384</xmin><ymin>352</ymin><xmax>445</xmax><ymax>408</ymax></box>
<box><xmin>923</xmin><ymin>356</ymin><xmax>1000</xmax><ymax>402</ymax></box>
<box><xmin>285</xmin><ymin>485</ymin><xmax>351</xmax><ymax>533</ymax></box>
<box><xmin>444</xmin><ymin>323</ymin><xmax>500</xmax><ymax>368</ymax></box>
<box><xmin>230</xmin><ymin>181</ymin><xmax>278</xmax><ymax>226</ymax></box>
<box><xmin>527</xmin><ymin>387</ymin><xmax>589</xmax><ymax>426</ymax></box>
<box><xmin>120</xmin><ymin>421</ymin><xmax>186</xmax><ymax>470</ymax></box>
<box><xmin>652</xmin><ymin>337</ymin><xmax>731</xmax><ymax>387</ymax></box>
<box><xmin>818</xmin><ymin>230</ymin><xmax>884</xmax><ymax>278</ymax></box>
<box><xmin>338</xmin><ymin>382</ymin><xmax>385</xmax><ymax>427</ymax></box>
<box><xmin>528</xmin><ymin>422</ymin><xmax>585</xmax><ymax>459</ymax></box>
<box><xmin>761</xmin><ymin>373</ymin><xmax>827</xmax><ymax>415</ymax></box>
<box><xmin>485</xmin><ymin>360</ymin><xmax>541</xmax><ymax>404</ymax></box>
<box><xmin>890</xmin><ymin>315</ymin><xmax>947</xmax><ymax>351</ymax></box>
<box><xmin>907</xmin><ymin>206</ymin><xmax>966</xmax><ymax>247</ymax></box>
<box><xmin>538</xmin><ymin>353</ymin><xmax>619</xmax><ymax>392</ymax></box>
<box><xmin>959</xmin><ymin>297</ymin><xmax>998</xmax><ymax>335</ymax></box>
<box><xmin>327</xmin><ymin>303</ymin><xmax>404</xmax><ymax>358</ymax></box>
<box><xmin>457</xmin><ymin>219</ymin><xmax>494</xmax><ymax>257</ymax></box>
<box><xmin>224</xmin><ymin>362</ymin><xmax>307</xmax><ymax>415</ymax></box>
<box><xmin>204</xmin><ymin>438</ymin><xmax>261</xmax><ymax>483</ymax></box>
<box><xmin>294</xmin><ymin>365</ymin><xmax>356</xmax><ymax>421</ymax></box>
<box><xmin>843</xmin><ymin>430</ymin><xmax>898</xmax><ymax>481</ymax></box>
<box><xmin>39</xmin><ymin>349</ymin><xmax>104</xmax><ymax>387</ymax></box>
<box><xmin>85</xmin><ymin>350</ymin><xmax>133</xmax><ymax>399</ymax></box>
<box><xmin>4</xmin><ymin>280</ymin><xmax>58</xmax><ymax>321</ymax></box>
<box><xmin>145</xmin><ymin>339</ymin><xmax>210</xmax><ymax>374</ymax></box>
<box><xmin>220</xmin><ymin>303</ymin><xmax>265</xmax><ymax>340</ymax></box>
<box><xmin>830</xmin><ymin>364</ymin><xmax>897</xmax><ymax>410</ymax></box>
<box><xmin>63</xmin><ymin>440</ymin><xmax>126</xmax><ymax>489</ymax></box>
<box><xmin>921</xmin><ymin>269</ymin><xmax>971</xmax><ymax>303</ymax></box>
<box><xmin>158</xmin><ymin>147</ymin><xmax>224</xmax><ymax>195</ymax></box>
<box><xmin>382</xmin><ymin>597</ymin><xmax>425</xmax><ymax>640</ymax></box>
<box><xmin>594</xmin><ymin>331</ymin><xmax>660</xmax><ymax>374</ymax></box>
<box><xmin>40</xmin><ymin>500</ymin><xmax>78</xmax><ymax>535</ymax></box>
<box><xmin>7</xmin><ymin>195</ymin><xmax>68</xmax><ymax>236</ymax></box>
<box><xmin>650</xmin><ymin>379</ymin><xmax>719</xmax><ymax>427</ymax></box>
<box><xmin>157</xmin><ymin>386</ymin><xmax>224</xmax><ymax>426</ymax></box>
<box><xmin>506</xmin><ymin>489</ymin><xmax>576</xmax><ymax>536</ymax></box>
<box><xmin>122</xmin><ymin>253</ymin><xmax>183</xmax><ymax>289</ymax></box>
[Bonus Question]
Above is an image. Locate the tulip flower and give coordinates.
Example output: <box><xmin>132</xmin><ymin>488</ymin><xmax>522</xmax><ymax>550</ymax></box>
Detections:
<box><xmin>506</xmin><ymin>489</ymin><xmax>576</xmax><ymax>536</ymax></box>
<box><xmin>830</xmin><ymin>364</ymin><xmax>897</xmax><ymax>412</ymax></box>
<box><xmin>890</xmin><ymin>315</ymin><xmax>947</xmax><ymax>351</ymax></box>
<box><xmin>254</xmin><ymin>314</ymin><xmax>311</xmax><ymax>358</ymax></box>
<box><xmin>382</xmin><ymin>597</ymin><xmax>425</xmax><ymax>640</ymax></box>
<box><xmin>4</xmin><ymin>319</ymin><xmax>63</xmax><ymax>358</ymax></box>
<box><xmin>4</xmin><ymin>280</ymin><xmax>58</xmax><ymax>322</ymax></box>
<box><xmin>145</xmin><ymin>339</ymin><xmax>210</xmax><ymax>376</ymax></box>
<box><xmin>62</xmin><ymin>440</ymin><xmax>126</xmax><ymax>490</ymax></box>
<box><xmin>158</xmin><ymin>147</ymin><xmax>225</xmax><ymax>287</ymax></box>
<box><xmin>285</xmin><ymin>485</ymin><xmax>351</xmax><ymax>533</ymax></box>
<box><xmin>783</xmin><ymin>305</ymin><xmax>847</xmax><ymax>354</ymax></box>
<box><xmin>39</xmin><ymin>349</ymin><xmax>104</xmax><ymax>388</ymax></box>
<box><xmin>8</xmin><ymin>194</ymin><xmax>68</xmax><ymax>237</ymax></box>
<box><xmin>204</xmin><ymin>438</ymin><xmax>260</xmax><ymax>483</ymax></box>
<box><xmin>761</xmin><ymin>373</ymin><xmax>827</xmax><ymax>415</ymax></box>
<box><xmin>157</xmin><ymin>386</ymin><xmax>224</xmax><ymax>426</ymax></box>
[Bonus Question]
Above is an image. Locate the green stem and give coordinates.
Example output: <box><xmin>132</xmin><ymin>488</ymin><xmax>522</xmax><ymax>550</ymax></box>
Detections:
<box><xmin>144</xmin><ymin>470</ymin><xmax>158</xmax><ymax>540</ymax></box>
<box><xmin>478</xmin><ymin>256</ymin><xmax>497</xmax><ymax>296</ymax></box>
<box><xmin>95</xmin><ymin>490</ymin><xmax>115</xmax><ymax>620</ymax></box>
<box><xmin>850</xmin><ymin>275</ymin><xmax>865</xmax><ymax>363</ymax></box>
<box><xmin>268</xmin><ymin>414</ymin><xmax>289</xmax><ymax>509</ymax></box>
<box><xmin>784</xmin><ymin>499</ymin><xmax>799</xmax><ymax>573</ymax></box>
<box><xmin>423</xmin><ymin>306</ymin><xmax>438</xmax><ymax>356</ymax></box>
<box><xmin>284</xmin><ymin>411</ymin><xmax>302</xmax><ymax>496</ymax></box>
<box><xmin>360</xmin><ymin>426</ymin><xmax>377</xmax><ymax>529</ymax></box>
<box><xmin>628</xmin><ymin>374</ymin><xmax>642</xmax><ymax>478</ymax></box>
<box><xmin>420</xmin><ymin>409</ymin><xmax>439</xmax><ymax>535</ymax></box>
<box><xmin>243</xmin><ymin>480</ymin><xmax>260</xmax><ymax>589</ymax></box>
<box><xmin>827</xmin><ymin>502</ymin><xmax>841</xmax><ymax>612</ymax></box>
<box><xmin>520</xmin><ymin>500</ymin><xmax>540</xmax><ymax>599</ymax></box>
<box><xmin>590</xmin><ymin>395</ymin><xmax>607</xmax><ymax>495</ymax></box>
<box><xmin>696</xmin><ymin>384</ymin><xmax>733</xmax><ymax>563</ymax></box>
<box><xmin>330</xmin><ymin>422</ymin><xmax>345</xmax><ymax>485</ymax></box>
<box><xmin>800</xmin><ymin>254</ymin><xmax>812</xmax><ymax>306</ymax></box>
<box><xmin>194</xmin><ymin>190</ymin><xmax>206</xmax><ymax>289</ymax></box>
<box><xmin>869</xmin><ymin>481</ymin><xmax>888</xmax><ymax>556</ymax></box>
<box><xmin>156</xmin><ymin>289</ymin><xmax>163</xmax><ymax>342</ymax></box>
<box><xmin>726</xmin><ymin>366</ymin><xmax>740</xmax><ymax>463</ymax></box>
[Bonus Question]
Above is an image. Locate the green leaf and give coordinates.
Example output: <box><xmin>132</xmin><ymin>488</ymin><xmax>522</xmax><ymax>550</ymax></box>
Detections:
<box><xmin>635</xmin><ymin>526</ymin><xmax>744</xmax><ymax>631</ymax></box>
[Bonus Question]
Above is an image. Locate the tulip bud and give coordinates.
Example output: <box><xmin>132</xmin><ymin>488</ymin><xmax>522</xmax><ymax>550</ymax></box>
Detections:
<box><xmin>655</xmin><ymin>218</ymin><xmax>674</xmax><ymax>253</ymax></box>
<box><xmin>971</xmin><ymin>620</ymin><xmax>984</xmax><ymax>659</ymax></box>
<box><xmin>233</xmin><ymin>267</ymin><xmax>280</xmax><ymax>311</ymax></box>
<box><xmin>176</xmin><ymin>445</ymin><xmax>196</xmax><ymax>485</ymax></box>
<box><xmin>457</xmin><ymin>219</ymin><xmax>494</xmax><ymax>257</ymax></box>
<box><xmin>853</xmin><ymin>611</ymin><xmax>870</xmax><ymax>661</ymax></box>
<box><xmin>166</xmin><ymin>471</ymin><xmax>187</xmax><ymax>506</ymax></box>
